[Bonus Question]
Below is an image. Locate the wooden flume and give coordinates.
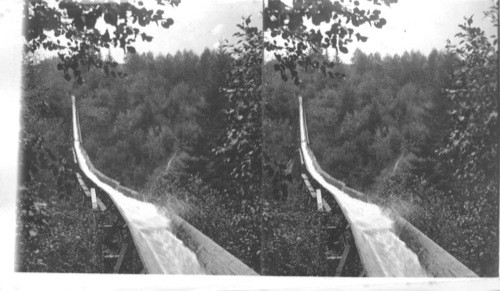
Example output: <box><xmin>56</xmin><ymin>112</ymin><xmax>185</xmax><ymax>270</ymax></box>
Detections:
<box><xmin>72</xmin><ymin>95</ymin><xmax>257</xmax><ymax>275</ymax></box>
<box><xmin>298</xmin><ymin>96</ymin><xmax>477</xmax><ymax>277</ymax></box>
<box><xmin>71</xmin><ymin>92</ymin><xmax>477</xmax><ymax>277</ymax></box>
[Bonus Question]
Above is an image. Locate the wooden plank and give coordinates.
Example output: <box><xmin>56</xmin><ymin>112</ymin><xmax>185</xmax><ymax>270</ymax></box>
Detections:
<box><xmin>316</xmin><ymin>189</ymin><xmax>323</xmax><ymax>211</ymax></box>
<box><xmin>303</xmin><ymin>172</ymin><xmax>331</xmax><ymax>212</ymax></box>
<box><xmin>302</xmin><ymin>173</ymin><xmax>331</xmax><ymax>212</ymax></box>
<box><xmin>335</xmin><ymin>243</ymin><xmax>351</xmax><ymax>276</ymax></box>
<box><xmin>303</xmin><ymin>107</ymin><xmax>310</xmax><ymax>144</ymax></box>
<box><xmin>343</xmin><ymin>186</ymin><xmax>368</xmax><ymax>202</ymax></box>
<box><xmin>76</xmin><ymin>173</ymin><xmax>90</xmax><ymax>197</ymax></box>
<box><xmin>93</xmin><ymin>168</ymin><xmax>120</xmax><ymax>188</ymax></box>
<box><xmin>75</xmin><ymin>96</ymin><xmax>82</xmax><ymax>142</ymax></box>
<box><xmin>116</xmin><ymin>185</ymin><xmax>140</xmax><ymax>197</ymax></box>
<box><xmin>81</xmin><ymin>184</ymin><xmax>90</xmax><ymax>196</ymax></box>
<box><xmin>301</xmin><ymin>174</ymin><xmax>317</xmax><ymax>198</ymax></box>
<box><xmin>327</xmin><ymin>256</ymin><xmax>341</xmax><ymax>260</ymax></box>
<box><xmin>113</xmin><ymin>241</ymin><xmax>129</xmax><ymax>273</ymax></box>
<box><xmin>76</xmin><ymin>172</ymin><xmax>106</xmax><ymax>211</ymax></box>
<box><xmin>392</xmin><ymin>215</ymin><xmax>477</xmax><ymax>277</ymax></box>
<box><xmin>90</xmin><ymin>188</ymin><xmax>97</xmax><ymax>210</ymax></box>
<box><xmin>170</xmin><ymin>215</ymin><xmax>258</xmax><ymax>275</ymax></box>
<box><xmin>96</xmin><ymin>197</ymin><xmax>107</xmax><ymax>211</ymax></box>
<box><xmin>322</xmin><ymin>198</ymin><xmax>331</xmax><ymax>212</ymax></box>
<box><xmin>115</xmin><ymin>232</ymin><xmax>122</xmax><ymax>246</ymax></box>
<box><xmin>313</xmin><ymin>161</ymin><xmax>345</xmax><ymax>189</ymax></box>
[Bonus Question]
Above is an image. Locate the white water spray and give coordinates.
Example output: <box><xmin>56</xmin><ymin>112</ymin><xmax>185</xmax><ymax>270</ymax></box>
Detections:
<box><xmin>329</xmin><ymin>187</ymin><xmax>426</xmax><ymax>276</ymax></box>
<box><xmin>109</xmin><ymin>191</ymin><xmax>205</xmax><ymax>274</ymax></box>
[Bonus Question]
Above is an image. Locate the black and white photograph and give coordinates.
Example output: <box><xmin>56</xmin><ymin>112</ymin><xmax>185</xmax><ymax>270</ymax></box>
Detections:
<box><xmin>0</xmin><ymin>0</ymin><xmax>498</xmax><ymax>289</ymax></box>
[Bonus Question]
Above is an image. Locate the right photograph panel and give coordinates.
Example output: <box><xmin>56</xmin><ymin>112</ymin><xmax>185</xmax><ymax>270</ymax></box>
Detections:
<box><xmin>261</xmin><ymin>0</ymin><xmax>498</xmax><ymax>277</ymax></box>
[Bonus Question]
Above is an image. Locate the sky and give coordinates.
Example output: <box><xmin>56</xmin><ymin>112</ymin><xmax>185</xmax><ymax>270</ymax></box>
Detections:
<box><xmin>336</xmin><ymin>0</ymin><xmax>498</xmax><ymax>62</ymax></box>
<box><xmin>268</xmin><ymin>0</ymin><xmax>498</xmax><ymax>62</ymax></box>
<box><xmin>96</xmin><ymin>0</ymin><xmax>498</xmax><ymax>63</ymax></box>
<box><xmin>99</xmin><ymin>0</ymin><xmax>263</xmax><ymax>62</ymax></box>
<box><xmin>16</xmin><ymin>0</ymin><xmax>499</xmax><ymax>63</ymax></box>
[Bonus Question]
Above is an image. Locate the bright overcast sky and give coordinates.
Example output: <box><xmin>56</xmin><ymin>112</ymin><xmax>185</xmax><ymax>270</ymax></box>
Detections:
<box><xmin>5</xmin><ymin>0</ymin><xmax>497</xmax><ymax>62</ymax></box>
<box><xmin>112</xmin><ymin>0</ymin><xmax>495</xmax><ymax>63</ymax></box>
<box><xmin>338</xmin><ymin>0</ymin><xmax>498</xmax><ymax>62</ymax></box>
<box><xmin>106</xmin><ymin>0</ymin><xmax>263</xmax><ymax>61</ymax></box>
<box><xmin>268</xmin><ymin>0</ymin><xmax>498</xmax><ymax>62</ymax></box>
<box><xmin>92</xmin><ymin>0</ymin><xmax>498</xmax><ymax>64</ymax></box>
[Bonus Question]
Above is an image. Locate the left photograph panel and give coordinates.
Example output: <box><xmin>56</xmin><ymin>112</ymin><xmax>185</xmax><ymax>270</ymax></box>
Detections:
<box><xmin>18</xmin><ymin>0</ymin><xmax>262</xmax><ymax>274</ymax></box>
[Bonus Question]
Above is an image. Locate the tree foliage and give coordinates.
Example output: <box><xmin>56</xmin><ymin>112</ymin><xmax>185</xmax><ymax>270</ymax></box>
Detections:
<box><xmin>19</xmin><ymin>57</ymin><xmax>75</xmax><ymax>242</ymax></box>
<box><xmin>440</xmin><ymin>5</ymin><xmax>498</xmax><ymax>186</ymax></box>
<box><xmin>24</xmin><ymin>0</ymin><xmax>180</xmax><ymax>83</ymax></box>
<box><xmin>431</xmin><ymin>2</ymin><xmax>498</xmax><ymax>276</ymax></box>
<box><xmin>264</xmin><ymin>0</ymin><xmax>397</xmax><ymax>84</ymax></box>
<box><xmin>213</xmin><ymin>17</ymin><xmax>263</xmax><ymax>197</ymax></box>
<box><xmin>68</xmin><ymin>50</ymin><xmax>232</xmax><ymax>188</ymax></box>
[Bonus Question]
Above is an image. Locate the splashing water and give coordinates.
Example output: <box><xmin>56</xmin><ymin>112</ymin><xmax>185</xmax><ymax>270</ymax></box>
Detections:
<box><xmin>332</xmin><ymin>188</ymin><xmax>427</xmax><ymax>276</ymax></box>
<box><xmin>108</xmin><ymin>191</ymin><xmax>205</xmax><ymax>274</ymax></box>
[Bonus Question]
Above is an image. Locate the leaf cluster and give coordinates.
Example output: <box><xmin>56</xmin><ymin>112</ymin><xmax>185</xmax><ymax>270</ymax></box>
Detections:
<box><xmin>24</xmin><ymin>0</ymin><xmax>180</xmax><ymax>84</ymax></box>
<box><xmin>213</xmin><ymin>17</ymin><xmax>263</xmax><ymax>191</ymax></box>
<box><xmin>264</xmin><ymin>0</ymin><xmax>396</xmax><ymax>84</ymax></box>
<box><xmin>440</xmin><ymin>3</ymin><xmax>498</xmax><ymax>186</ymax></box>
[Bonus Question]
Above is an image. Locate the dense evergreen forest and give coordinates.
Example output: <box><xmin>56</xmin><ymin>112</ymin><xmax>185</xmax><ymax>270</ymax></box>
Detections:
<box><xmin>17</xmin><ymin>0</ymin><xmax>497</xmax><ymax>278</ymax></box>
